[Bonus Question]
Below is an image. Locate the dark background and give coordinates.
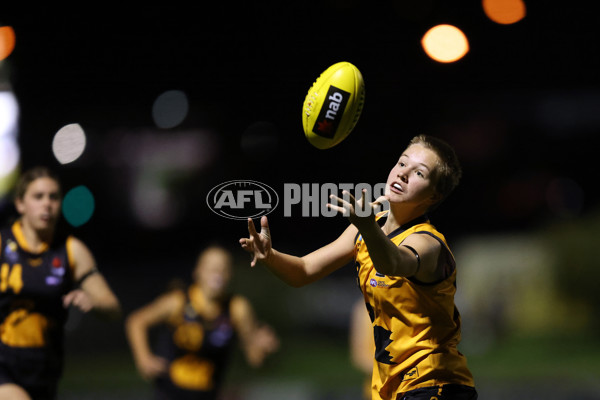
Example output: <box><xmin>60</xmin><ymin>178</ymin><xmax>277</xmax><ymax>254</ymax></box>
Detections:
<box><xmin>1</xmin><ymin>2</ymin><xmax>600</xmax><ymax>399</ymax></box>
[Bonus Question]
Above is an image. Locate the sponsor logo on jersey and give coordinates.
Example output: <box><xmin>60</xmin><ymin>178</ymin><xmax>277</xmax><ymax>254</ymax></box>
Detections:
<box><xmin>312</xmin><ymin>85</ymin><xmax>350</xmax><ymax>139</ymax></box>
<box><xmin>5</xmin><ymin>240</ymin><xmax>19</xmax><ymax>263</ymax></box>
<box><xmin>206</xmin><ymin>180</ymin><xmax>279</xmax><ymax>220</ymax></box>
<box><xmin>46</xmin><ymin>275</ymin><xmax>62</xmax><ymax>286</ymax></box>
<box><xmin>50</xmin><ymin>257</ymin><xmax>65</xmax><ymax>276</ymax></box>
<box><xmin>28</xmin><ymin>258</ymin><xmax>43</xmax><ymax>267</ymax></box>
<box><xmin>370</xmin><ymin>278</ymin><xmax>390</xmax><ymax>289</ymax></box>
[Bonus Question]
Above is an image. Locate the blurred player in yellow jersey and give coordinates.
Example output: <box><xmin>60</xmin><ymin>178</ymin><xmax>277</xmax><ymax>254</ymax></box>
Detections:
<box><xmin>350</xmin><ymin>298</ymin><xmax>375</xmax><ymax>400</ymax></box>
<box><xmin>240</xmin><ymin>135</ymin><xmax>477</xmax><ymax>399</ymax></box>
<box><xmin>125</xmin><ymin>245</ymin><xmax>279</xmax><ymax>400</ymax></box>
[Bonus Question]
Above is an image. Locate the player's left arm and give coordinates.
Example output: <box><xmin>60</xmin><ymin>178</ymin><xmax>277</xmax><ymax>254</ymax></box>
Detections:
<box><xmin>230</xmin><ymin>295</ymin><xmax>279</xmax><ymax>368</ymax></box>
<box><xmin>63</xmin><ymin>237</ymin><xmax>122</xmax><ymax>319</ymax></box>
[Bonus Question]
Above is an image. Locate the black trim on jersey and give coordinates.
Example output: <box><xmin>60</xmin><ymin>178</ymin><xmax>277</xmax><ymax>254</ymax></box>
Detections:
<box><xmin>76</xmin><ymin>268</ymin><xmax>99</xmax><ymax>287</ymax></box>
<box><xmin>385</xmin><ymin>214</ymin><xmax>429</xmax><ymax>239</ymax></box>
<box><xmin>407</xmin><ymin>231</ymin><xmax>456</xmax><ymax>286</ymax></box>
<box><xmin>353</xmin><ymin>212</ymin><xmax>429</xmax><ymax>244</ymax></box>
<box><xmin>402</xmin><ymin>245</ymin><xmax>421</xmax><ymax>274</ymax></box>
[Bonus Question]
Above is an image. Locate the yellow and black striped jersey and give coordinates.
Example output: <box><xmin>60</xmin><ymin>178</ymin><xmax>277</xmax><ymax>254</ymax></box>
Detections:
<box><xmin>154</xmin><ymin>284</ymin><xmax>236</xmax><ymax>396</ymax></box>
<box><xmin>0</xmin><ymin>221</ymin><xmax>75</xmax><ymax>350</ymax></box>
<box><xmin>354</xmin><ymin>211</ymin><xmax>474</xmax><ymax>399</ymax></box>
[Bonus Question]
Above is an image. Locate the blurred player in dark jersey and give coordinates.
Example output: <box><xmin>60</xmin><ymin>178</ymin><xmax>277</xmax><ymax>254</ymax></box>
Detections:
<box><xmin>0</xmin><ymin>166</ymin><xmax>121</xmax><ymax>400</ymax></box>
<box><xmin>126</xmin><ymin>245</ymin><xmax>279</xmax><ymax>400</ymax></box>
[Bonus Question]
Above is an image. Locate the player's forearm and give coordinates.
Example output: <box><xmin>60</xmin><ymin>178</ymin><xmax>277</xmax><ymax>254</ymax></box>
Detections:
<box><xmin>359</xmin><ymin>225</ymin><xmax>415</xmax><ymax>277</ymax></box>
<box><xmin>260</xmin><ymin>249</ymin><xmax>315</xmax><ymax>288</ymax></box>
<box><xmin>93</xmin><ymin>296</ymin><xmax>122</xmax><ymax>320</ymax></box>
<box><xmin>125</xmin><ymin>315</ymin><xmax>153</xmax><ymax>362</ymax></box>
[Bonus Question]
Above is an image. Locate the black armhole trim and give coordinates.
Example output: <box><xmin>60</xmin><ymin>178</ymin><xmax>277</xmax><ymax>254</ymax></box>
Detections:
<box><xmin>406</xmin><ymin>231</ymin><xmax>455</xmax><ymax>286</ymax></box>
<box><xmin>402</xmin><ymin>245</ymin><xmax>421</xmax><ymax>275</ymax></box>
<box><xmin>77</xmin><ymin>268</ymin><xmax>99</xmax><ymax>287</ymax></box>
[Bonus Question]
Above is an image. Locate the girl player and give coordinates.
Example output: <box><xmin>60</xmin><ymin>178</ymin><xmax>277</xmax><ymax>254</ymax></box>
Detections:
<box><xmin>0</xmin><ymin>166</ymin><xmax>121</xmax><ymax>400</ymax></box>
<box><xmin>240</xmin><ymin>135</ymin><xmax>478</xmax><ymax>399</ymax></box>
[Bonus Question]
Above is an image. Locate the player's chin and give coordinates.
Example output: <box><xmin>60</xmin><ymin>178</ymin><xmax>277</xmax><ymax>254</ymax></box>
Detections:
<box><xmin>36</xmin><ymin>220</ymin><xmax>56</xmax><ymax>232</ymax></box>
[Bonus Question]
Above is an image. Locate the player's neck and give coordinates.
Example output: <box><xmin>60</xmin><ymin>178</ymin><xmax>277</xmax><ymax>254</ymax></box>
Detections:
<box><xmin>18</xmin><ymin>219</ymin><xmax>53</xmax><ymax>252</ymax></box>
<box><xmin>383</xmin><ymin>205</ymin><xmax>426</xmax><ymax>234</ymax></box>
<box><xmin>198</xmin><ymin>289</ymin><xmax>224</xmax><ymax>320</ymax></box>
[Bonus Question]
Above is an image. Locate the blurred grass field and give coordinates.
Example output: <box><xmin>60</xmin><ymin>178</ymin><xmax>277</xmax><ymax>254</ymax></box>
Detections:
<box><xmin>59</xmin><ymin>331</ymin><xmax>600</xmax><ymax>400</ymax></box>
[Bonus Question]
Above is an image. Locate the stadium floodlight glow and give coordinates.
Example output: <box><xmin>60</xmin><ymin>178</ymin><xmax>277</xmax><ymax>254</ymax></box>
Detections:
<box><xmin>0</xmin><ymin>91</ymin><xmax>19</xmax><ymax>138</ymax></box>
<box><xmin>0</xmin><ymin>136</ymin><xmax>19</xmax><ymax>177</ymax></box>
<box><xmin>421</xmin><ymin>24</ymin><xmax>470</xmax><ymax>63</ymax></box>
<box><xmin>482</xmin><ymin>0</ymin><xmax>526</xmax><ymax>25</ymax></box>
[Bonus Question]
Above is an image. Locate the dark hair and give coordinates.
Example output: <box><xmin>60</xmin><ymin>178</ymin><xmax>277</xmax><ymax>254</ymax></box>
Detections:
<box><xmin>14</xmin><ymin>166</ymin><xmax>62</xmax><ymax>201</ymax></box>
<box><xmin>409</xmin><ymin>135</ymin><xmax>462</xmax><ymax>210</ymax></box>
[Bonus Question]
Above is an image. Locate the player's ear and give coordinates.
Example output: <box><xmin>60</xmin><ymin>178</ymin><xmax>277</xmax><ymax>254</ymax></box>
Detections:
<box><xmin>14</xmin><ymin>197</ymin><xmax>25</xmax><ymax>214</ymax></box>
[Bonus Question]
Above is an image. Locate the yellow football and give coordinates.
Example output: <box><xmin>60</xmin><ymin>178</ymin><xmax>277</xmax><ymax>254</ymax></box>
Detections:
<box><xmin>302</xmin><ymin>61</ymin><xmax>365</xmax><ymax>149</ymax></box>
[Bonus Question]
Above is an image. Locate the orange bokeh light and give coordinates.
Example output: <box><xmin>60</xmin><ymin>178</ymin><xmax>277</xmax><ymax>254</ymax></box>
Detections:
<box><xmin>0</xmin><ymin>26</ymin><xmax>16</xmax><ymax>61</ymax></box>
<box><xmin>482</xmin><ymin>0</ymin><xmax>526</xmax><ymax>25</ymax></box>
<box><xmin>421</xmin><ymin>24</ymin><xmax>469</xmax><ymax>63</ymax></box>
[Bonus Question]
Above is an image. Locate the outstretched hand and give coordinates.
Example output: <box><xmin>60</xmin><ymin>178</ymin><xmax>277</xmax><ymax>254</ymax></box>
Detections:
<box><xmin>328</xmin><ymin>189</ymin><xmax>388</xmax><ymax>230</ymax></box>
<box><xmin>239</xmin><ymin>216</ymin><xmax>272</xmax><ymax>267</ymax></box>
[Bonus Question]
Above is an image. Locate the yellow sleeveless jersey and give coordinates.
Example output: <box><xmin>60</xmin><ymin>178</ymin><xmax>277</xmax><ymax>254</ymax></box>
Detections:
<box><xmin>354</xmin><ymin>212</ymin><xmax>474</xmax><ymax>399</ymax></box>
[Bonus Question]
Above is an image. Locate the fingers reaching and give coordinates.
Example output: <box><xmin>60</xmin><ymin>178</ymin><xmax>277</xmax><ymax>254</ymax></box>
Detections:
<box><xmin>240</xmin><ymin>216</ymin><xmax>272</xmax><ymax>267</ymax></box>
<box><xmin>259</xmin><ymin>215</ymin><xmax>270</xmax><ymax>241</ymax></box>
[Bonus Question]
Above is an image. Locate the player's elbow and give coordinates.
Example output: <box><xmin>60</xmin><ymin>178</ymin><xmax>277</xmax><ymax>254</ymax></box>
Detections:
<box><xmin>287</xmin><ymin>280</ymin><xmax>308</xmax><ymax>288</ymax></box>
<box><xmin>100</xmin><ymin>297</ymin><xmax>122</xmax><ymax>320</ymax></box>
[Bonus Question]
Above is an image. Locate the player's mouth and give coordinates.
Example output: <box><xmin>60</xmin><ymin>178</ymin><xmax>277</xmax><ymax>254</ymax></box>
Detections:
<box><xmin>390</xmin><ymin>182</ymin><xmax>404</xmax><ymax>194</ymax></box>
<box><xmin>39</xmin><ymin>214</ymin><xmax>54</xmax><ymax>223</ymax></box>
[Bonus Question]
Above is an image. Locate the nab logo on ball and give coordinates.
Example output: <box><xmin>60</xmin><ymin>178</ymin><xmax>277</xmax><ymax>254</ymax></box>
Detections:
<box><xmin>207</xmin><ymin>180</ymin><xmax>279</xmax><ymax>220</ymax></box>
<box><xmin>312</xmin><ymin>86</ymin><xmax>350</xmax><ymax>139</ymax></box>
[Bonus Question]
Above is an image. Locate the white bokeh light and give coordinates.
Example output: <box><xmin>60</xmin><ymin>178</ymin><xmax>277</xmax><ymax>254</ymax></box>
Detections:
<box><xmin>52</xmin><ymin>123</ymin><xmax>87</xmax><ymax>164</ymax></box>
<box><xmin>0</xmin><ymin>136</ymin><xmax>19</xmax><ymax>178</ymax></box>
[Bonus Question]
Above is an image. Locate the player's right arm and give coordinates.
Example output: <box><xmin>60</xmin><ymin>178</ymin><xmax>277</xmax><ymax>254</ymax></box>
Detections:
<box><xmin>125</xmin><ymin>290</ymin><xmax>184</xmax><ymax>380</ymax></box>
<box><xmin>239</xmin><ymin>216</ymin><xmax>357</xmax><ymax>287</ymax></box>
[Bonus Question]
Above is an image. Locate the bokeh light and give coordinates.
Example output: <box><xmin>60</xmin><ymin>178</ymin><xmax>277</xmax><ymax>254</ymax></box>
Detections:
<box><xmin>421</xmin><ymin>24</ymin><xmax>469</xmax><ymax>63</ymax></box>
<box><xmin>0</xmin><ymin>26</ymin><xmax>16</xmax><ymax>61</ymax></box>
<box><xmin>62</xmin><ymin>185</ymin><xmax>95</xmax><ymax>227</ymax></box>
<box><xmin>0</xmin><ymin>90</ymin><xmax>19</xmax><ymax>200</ymax></box>
<box><xmin>0</xmin><ymin>90</ymin><xmax>18</xmax><ymax>139</ymax></box>
<box><xmin>0</xmin><ymin>136</ymin><xmax>19</xmax><ymax>178</ymax></box>
<box><xmin>482</xmin><ymin>0</ymin><xmax>526</xmax><ymax>25</ymax></box>
<box><xmin>52</xmin><ymin>123</ymin><xmax>87</xmax><ymax>164</ymax></box>
<box><xmin>152</xmin><ymin>90</ymin><xmax>189</xmax><ymax>129</ymax></box>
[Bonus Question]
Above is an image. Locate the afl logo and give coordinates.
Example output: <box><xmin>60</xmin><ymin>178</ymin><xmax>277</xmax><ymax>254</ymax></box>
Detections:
<box><xmin>206</xmin><ymin>180</ymin><xmax>279</xmax><ymax>220</ymax></box>
<box><xmin>369</xmin><ymin>279</ymin><xmax>377</xmax><ymax>288</ymax></box>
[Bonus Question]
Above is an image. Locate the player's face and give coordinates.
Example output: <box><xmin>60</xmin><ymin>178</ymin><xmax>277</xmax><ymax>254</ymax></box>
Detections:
<box><xmin>15</xmin><ymin>177</ymin><xmax>62</xmax><ymax>232</ymax></box>
<box><xmin>195</xmin><ymin>250</ymin><xmax>232</xmax><ymax>299</ymax></box>
<box><xmin>385</xmin><ymin>144</ymin><xmax>440</xmax><ymax>209</ymax></box>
